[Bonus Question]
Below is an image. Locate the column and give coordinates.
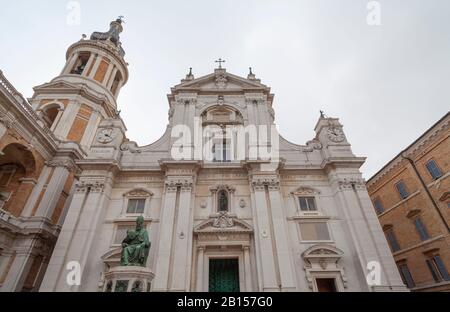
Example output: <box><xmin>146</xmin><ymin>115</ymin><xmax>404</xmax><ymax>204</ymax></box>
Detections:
<box><xmin>39</xmin><ymin>177</ymin><xmax>112</xmax><ymax>291</ymax></box>
<box><xmin>80</xmin><ymin>110</ymin><xmax>100</xmax><ymax>149</ymax></box>
<box><xmin>354</xmin><ymin>184</ymin><xmax>405</xmax><ymax>289</ymax></box>
<box><xmin>88</xmin><ymin>55</ymin><xmax>102</xmax><ymax>79</ymax></box>
<box><xmin>196</xmin><ymin>247</ymin><xmax>205</xmax><ymax>292</ymax></box>
<box><xmin>106</xmin><ymin>67</ymin><xmax>118</xmax><ymax>90</ymax></box>
<box><xmin>267</xmin><ymin>183</ymin><xmax>296</xmax><ymax>291</ymax></box>
<box><xmin>0</xmin><ymin>239</ymin><xmax>37</xmax><ymax>292</ymax></box>
<box><xmin>53</xmin><ymin>101</ymin><xmax>80</xmax><ymax>139</ymax></box>
<box><xmin>152</xmin><ymin>182</ymin><xmax>178</xmax><ymax>291</ymax></box>
<box><xmin>83</xmin><ymin>53</ymin><xmax>96</xmax><ymax>77</ymax></box>
<box><xmin>34</xmin><ymin>161</ymin><xmax>71</xmax><ymax>219</ymax></box>
<box><xmin>331</xmin><ymin>176</ymin><xmax>406</xmax><ymax>291</ymax></box>
<box><xmin>171</xmin><ymin>181</ymin><xmax>194</xmax><ymax>291</ymax></box>
<box><xmin>243</xmin><ymin>246</ymin><xmax>252</xmax><ymax>292</ymax></box>
<box><xmin>21</xmin><ymin>166</ymin><xmax>52</xmax><ymax>217</ymax></box>
<box><xmin>103</xmin><ymin>63</ymin><xmax>115</xmax><ymax>85</ymax></box>
<box><xmin>250</xmin><ymin>181</ymin><xmax>278</xmax><ymax>291</ymax></box>
<box><xmin>62</xmin><ymin>52</ymin><xmax>79</xmax><ymax>75</ymax></box>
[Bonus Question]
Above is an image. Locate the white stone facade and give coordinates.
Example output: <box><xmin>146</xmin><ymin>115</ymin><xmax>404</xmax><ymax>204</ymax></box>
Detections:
<box><xmin>0</xmin><ymin>19</ymin><xmax>408</xmax><ymax>292</ymax></box>
<box><xmin>38</xmin><ymin>65</ymin><xmax>406</xmax><ymax>292</ymax></box>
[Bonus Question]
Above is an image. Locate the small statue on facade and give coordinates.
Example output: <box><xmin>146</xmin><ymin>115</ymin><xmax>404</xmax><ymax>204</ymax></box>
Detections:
<box><xmin>120</xmin><ymin>216</ymin><xmax>150</xmax><ymax>267</ymax></box>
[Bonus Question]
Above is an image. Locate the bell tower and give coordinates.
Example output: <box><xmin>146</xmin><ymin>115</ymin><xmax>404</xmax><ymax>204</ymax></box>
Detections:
<box><xmin>29</xmin><ymin>17</ymin><xmax>128</xmax><ymax>150</ymax></box>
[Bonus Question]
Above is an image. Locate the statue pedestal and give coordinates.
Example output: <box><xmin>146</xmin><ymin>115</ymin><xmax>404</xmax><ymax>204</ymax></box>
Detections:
<box><xmin>103</xmin><ymin>266</ymin><xmax>155</xmax><ymax>292</ymax></box>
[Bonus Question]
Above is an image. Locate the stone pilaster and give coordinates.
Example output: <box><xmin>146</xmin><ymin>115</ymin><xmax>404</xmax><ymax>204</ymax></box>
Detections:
<box><xmin>34</xmin><ymin>160</ymin><xmax>73</xmax><ymax>220</ymax></box>
<box><xmin>195</xmin><ymin>246</ymin><xmax>205</xmax><ymax>292</ymax></box>
<box><xmin>152</xmin><ymin>179</ymin><xmax>179</xmax><ymax>291</ymax></box>
<box><xmin>266</xmin><ymin>180</ymin><xmax>297</xmax><ymax>291</ymax></box>
<box><xmin>171</xmin><ymin>179</ymin><xmax>194</xmax><ymax>291</ymax></box>
<box><xmin>39</xmin><ymin>175</ymin><xmax>113</xmax><ymax>291</ymax></box>
<box><xmin>249</xmin><ymin>176</ymin><xmax>279</xmax><ymax>291</ymax></box>
<box><xmin>329</xmin><ymin>173</ymin><xmax>407</xmax><ymax>291</ymax></box>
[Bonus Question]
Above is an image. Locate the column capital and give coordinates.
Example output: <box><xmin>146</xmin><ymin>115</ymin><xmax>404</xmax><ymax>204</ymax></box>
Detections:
<box><xmin>251</xmin><ymin>175</ymin><xmax>280</xmax><ymax>191</ymax></box>
<box><xmin>45</xmin><ymin>159</ymin><xmax>78</xmax><ymax>172</ymax></box>
<box><xmin>75</xmin><ymin>179</ymin><xmax>106</xmax><ymax>193</ymax></box>
<box><xmin>333</xmin><ymin>177</ymin><xmax>366</xmax><ymax>191</ymax></box>
<box><xmin>165</xmin><ymin>177</ymin><xmax>194</xmax><ymax>193</ymax></box>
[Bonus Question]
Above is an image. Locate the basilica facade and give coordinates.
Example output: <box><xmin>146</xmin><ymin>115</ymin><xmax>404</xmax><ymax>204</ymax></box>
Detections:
<box><xmin>0</xmin><ymin>19</ymin><xmax>407</xmax><ymax>292</ymax></box>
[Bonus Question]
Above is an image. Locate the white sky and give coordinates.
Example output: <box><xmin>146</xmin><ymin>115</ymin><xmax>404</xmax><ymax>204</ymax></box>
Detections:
<box><xmin>1</xmin><ymin>0</ymin><xmax>449</xmax><ymax>178</ymax></box>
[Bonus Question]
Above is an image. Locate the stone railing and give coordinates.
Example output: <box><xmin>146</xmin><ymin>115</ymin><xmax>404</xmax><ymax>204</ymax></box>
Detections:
<box><xmin>0</xmin><ymin>69</ymin><xmax>58</xmax><ymax>140</ymax></box>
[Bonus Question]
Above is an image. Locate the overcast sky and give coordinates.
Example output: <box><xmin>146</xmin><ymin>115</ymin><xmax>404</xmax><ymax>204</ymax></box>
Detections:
<box><xmin>1</xmin><ymin>0</ymin><xmax>449</xmax><ymax>178</ymax></box>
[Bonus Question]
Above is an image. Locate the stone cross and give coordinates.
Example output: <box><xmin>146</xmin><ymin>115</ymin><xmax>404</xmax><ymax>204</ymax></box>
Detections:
<box><xmin>215</xmin><ymin>58</ymin><xmax>226</xmax><ymax>69</ymax></box>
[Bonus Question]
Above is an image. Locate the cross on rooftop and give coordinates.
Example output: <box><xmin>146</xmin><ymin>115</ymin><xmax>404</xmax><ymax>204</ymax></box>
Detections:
<box><xmin>215</xmin><ymin>58</ymin><xmax>226</xmax><ymax>69</ymax></box>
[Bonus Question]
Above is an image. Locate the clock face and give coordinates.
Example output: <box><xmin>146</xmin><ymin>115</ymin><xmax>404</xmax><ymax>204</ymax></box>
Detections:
<box><xmin>327</xmin><ymin>127</ymin><xmax>345</xmax><ymax>143</ymax></box>
<box><xmin>97</xmin><ymin>128</ymin><xmax>114</xmax><ymax>144</ymax></box>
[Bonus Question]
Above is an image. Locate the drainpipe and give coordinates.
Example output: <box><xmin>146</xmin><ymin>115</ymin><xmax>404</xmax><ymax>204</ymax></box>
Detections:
<box><xmin>400</xmin><ymin>152</ymin><xmax>450</xmax><ymax>233</ymax></box>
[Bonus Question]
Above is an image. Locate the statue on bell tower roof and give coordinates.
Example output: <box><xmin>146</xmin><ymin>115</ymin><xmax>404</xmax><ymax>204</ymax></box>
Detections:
<box><xmin>90</xmin><ymin>16</ymin><xmax>126</xmax><ymax>56</ymax></box>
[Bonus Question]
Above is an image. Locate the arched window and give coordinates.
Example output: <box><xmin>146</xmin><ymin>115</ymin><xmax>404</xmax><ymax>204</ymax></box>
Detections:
<box><xmin>0</xmin><ymin>143</ymin><xmax>36</xmax><ymax>216</ymax></box>
<box><xmin>41</xmin><ymin>105</ymin><xmax>60</xmax><ymax>129</ymax></box>
<box><xmin>110</xmin><ymin>71</ymin><xmax>122</xmax><ymax>95</ymax></box>
<box><xmin>70</xmin><ymin>52</ymin><xmax>91</xmax><ymax>75</ymax></box>
<box><xmin>218</xmin><ymin>190</ymin><xmax>229</xmax><ymax>212</ymax></box>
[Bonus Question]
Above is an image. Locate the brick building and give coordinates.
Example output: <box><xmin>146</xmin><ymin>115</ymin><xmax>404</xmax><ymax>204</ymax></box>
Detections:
<box><xmin>367</xmin><ymin>112</ymin><xmax>450</xmax><ymax>291</ymax></box>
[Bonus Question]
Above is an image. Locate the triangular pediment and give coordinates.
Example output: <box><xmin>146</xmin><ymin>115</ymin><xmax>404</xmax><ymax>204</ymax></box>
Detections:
<box><xmin>33</xmin><ymin>80</ymin><xmax>81</xmax><ymax>92</ymax></box>
<box><xmin>173</xmin><ymin>70</ymin><xmax>269</xmax><ymax>92</ymax></box>
<box><xmin>194</xmin><ymin>213</ymin><xmax>253</xmax><ymax>234</ymax></box>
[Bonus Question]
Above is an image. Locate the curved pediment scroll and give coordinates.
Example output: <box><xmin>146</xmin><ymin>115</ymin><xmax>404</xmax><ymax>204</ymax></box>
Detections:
<box><xmin>120</xmin><ymin>139</ymin><xmax>142</xmax><ymax>153</ymax></box>
<box><xmin>302</xmin><ymin>244</ymin><xmax>344</xmax><ymax>259</ymax></box>
<box><xmin>290</xmin><ymin>186</ymin><xmax>321</xmax><ymax>196</ymax></box>
<box><xmin>100</xmin><ymin>247</ymin><xmax>122</xmax><ymax>269</ymax></box>
<box><xmin>123</xmin><ymin>188</ymin><xmax>154</xmax><ymax>198</ymax></box>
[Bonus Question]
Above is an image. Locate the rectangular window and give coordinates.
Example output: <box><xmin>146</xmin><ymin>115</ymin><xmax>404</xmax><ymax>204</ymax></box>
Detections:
<box><xmin>213</xmin><ymin>141</ymin><xmax>231</xmax><ymax>162</ymax></box>
<box><xmin>426</xmin><ymin>255</ymin><xmax>450</xmax><ymax>282</ymax></box>
<box><xmin>299</xmin><ymin>197</ymin><xmax>317</xmax><ymax>212</ymax></box>
<box><xmin>398</xmin><ymin>264</ymin><xmax>415</xmax><ymax>288</ymax></box>
<box><xmin>300</xmin><ymin>222</ymin><xmax>331</xmax><ymax>241</ymax></box>
<box><xmin>373</xmin><ymin>198</ymin><xmax>384</xmax><ymax>215</ymax></box>
<box><xmin>385</xmin><ymin>230</ymin><xmax>401</xmax><ymax>252</ymax></box>
<box><xmin>413</xmin><ymin>218</ymin><xmax>430</xmax><ymax>241</ymax></box>
<box><xmin>396</xmin><ymin>181</ymin><xmax>409</xmax><ymax>200</ymax></box>
<box><xmin>316</xmin><ymin>278</ymin><xmax>337</xmax><ymax>292</ymax></box>
<box><xmin>127</xmin><ymin>198</ymin><xmax>146</xmax><ymax>214</ymax></box>
<box><xmin>425</xmin><ymin>160</ymin><xmax>442</xmax><ymax>180</ymax></box>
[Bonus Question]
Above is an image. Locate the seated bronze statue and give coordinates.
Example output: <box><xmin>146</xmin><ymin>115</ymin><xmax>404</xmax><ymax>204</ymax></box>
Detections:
<box><xmin>120</xmin><ymin>216</ymin><xmax>150</xmax><ymax>267</ymax></box>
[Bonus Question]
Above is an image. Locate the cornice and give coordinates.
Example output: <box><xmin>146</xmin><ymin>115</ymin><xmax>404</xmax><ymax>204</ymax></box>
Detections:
<box><xmin>367</xmin><ymin>113</ymin><xmax>449</xmax><ymax>187</ymax></box>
